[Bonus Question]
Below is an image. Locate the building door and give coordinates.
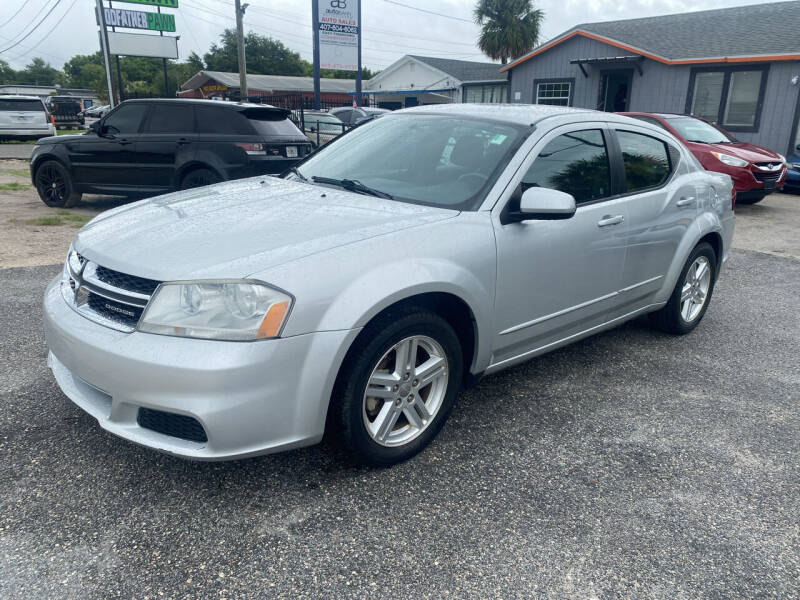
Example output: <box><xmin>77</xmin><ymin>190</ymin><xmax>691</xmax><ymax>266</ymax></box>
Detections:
<box><xmin>598</xmin><ymin>70</ymin><xmax>633</xmax><ymax>112</ymax></box>
<box><xmin>404</xmin><ymin>97</ymin><xmax>419</xmax><ymax>108</ymax></box>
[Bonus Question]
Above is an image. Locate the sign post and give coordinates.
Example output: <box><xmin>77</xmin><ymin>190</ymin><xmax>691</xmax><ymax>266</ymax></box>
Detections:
<box><xmin>96</xmin><ymin>0</ymin><xmax>116</xmax><ymax>107</ymax></box>
<box><xmin>312</xmin><ymin>0</ymin><xmax>321</xmax><ymax>110</ymax></box>
<box><xmin>313</xmin><ymin>0</ymin><xmax>361</xmax><ymax>109</ymax></box>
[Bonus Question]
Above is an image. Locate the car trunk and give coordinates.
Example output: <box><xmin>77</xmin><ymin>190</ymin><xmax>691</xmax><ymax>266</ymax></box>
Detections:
<box><xmin>0</xmin><ymin>98</ymin><xmax>50</xmax><ymax>132</ymax></box>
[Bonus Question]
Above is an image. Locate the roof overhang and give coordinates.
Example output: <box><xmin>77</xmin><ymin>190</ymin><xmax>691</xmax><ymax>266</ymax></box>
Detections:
<box><xmin>359</xmin><ymin>87</ymin><xmax>457</xmax><ymax>95</ymax></box>
<box><xmin>501</xmin><ymin>29</ymin><xmax>800</xmax><ymax>71</ymax></box>
<box><xmin>570</xmin><ymin>55</ymin><xmax>644</xmax><ymax>76</ymax></box>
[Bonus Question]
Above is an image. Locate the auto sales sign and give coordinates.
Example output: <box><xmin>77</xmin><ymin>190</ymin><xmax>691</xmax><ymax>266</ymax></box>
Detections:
<box><xmin>318</xmin><ymin>0</ymin><xmax>359</xmax><ymax>71</ymax></box>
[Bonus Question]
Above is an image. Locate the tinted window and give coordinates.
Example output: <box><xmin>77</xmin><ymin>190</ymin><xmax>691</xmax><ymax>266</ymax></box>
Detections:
<box><xmin>522</xmin><ymin>129</ymin><xmax>610</xmax><ymax>204</ymax></box>
<box><xmin>629</xmin><ymin>115</ymin><xmax>667</xmax><ymax>131</ymax></box>
<box><xmin>247</xmin><ymin>115</ymin><xmax>303</xmax><ymax>137</ymax></box>
<box><xmin>333</xmin><ymin>109</ymin><xmax>353</xmax><ymax>123</ymax></box>
<box><xmin>195</xmin><ymin>106</ymin><xmax>252</xmax><ymax>135</ymax></box>
<box><xmin>104</xmin><ymin>104</ymin><xmax>148</xmax><ymax>134</ymax></box>
<box><xmin>0</xmin><ymin>99</ymin><xmax>45</xmax><ymax>112</ymax></box>
<box><xmin>664</xmin><ymin>116</ymin><xmax>734</xmax><ymax>144</ymax></box>
<box><xmin>617</xmin><ymin>130</ymin><xmax>671</xmax><ymax>192</ymax></box>
<box><xmin>145</xmin><ymin>104</ymin><xmax>195</xmax><ymax>134</ymax></box>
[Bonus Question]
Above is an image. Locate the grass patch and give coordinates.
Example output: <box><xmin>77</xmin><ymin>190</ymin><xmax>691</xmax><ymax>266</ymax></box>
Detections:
<box><xmin>5</xmin><ymin>169</ymin><xmax>30</xmax><ymax>178</ymax></box>
<box><xmin>24</xmin><ymin>212</ymin><xmax>92</xmax><ymax>227</ymax></box>
<box><xmin>0</xmin><ymin>182</ymin><xmax>30</xmax><ymax>191</ymax></box>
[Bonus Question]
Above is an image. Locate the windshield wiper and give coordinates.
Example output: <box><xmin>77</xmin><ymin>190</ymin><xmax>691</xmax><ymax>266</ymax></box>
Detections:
<box><xmin>311</xmin><ymin>176</ymin><xmax>393</xmax><ymax>199</ymax></box>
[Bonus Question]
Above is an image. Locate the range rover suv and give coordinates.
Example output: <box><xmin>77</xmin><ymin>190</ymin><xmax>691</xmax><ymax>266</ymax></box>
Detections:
<box><xmin>30</xmin><ymin>99</ymin><xmax>312</xmax><ymax>207</ymax></box>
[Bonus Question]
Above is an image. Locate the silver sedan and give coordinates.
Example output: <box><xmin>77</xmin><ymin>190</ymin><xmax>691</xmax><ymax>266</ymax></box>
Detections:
<box><xmin>44</xmin><ymin>104</ymin><xmax>735</xmax><ymax>466</ymax></box>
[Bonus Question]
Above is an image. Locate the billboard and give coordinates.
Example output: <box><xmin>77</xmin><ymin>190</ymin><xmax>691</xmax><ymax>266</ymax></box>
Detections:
<box><xmin>104</xmin><ymin>8</ymin><xmax>176</xmax><ymax>32</ymax></box>
<box><xmin>317</xmin><ymin>0</ymin><xmax>359</xmax><ymax>71</ymax></box>
<box><xmin>107</xmin><ymin>31</ymin><xmax>178</xmax><ymax>58</ymax></box>
<box><xmin>114</xmin><ymin>0</ymin><xmax>179</xmax><ymax>7</ymax></box>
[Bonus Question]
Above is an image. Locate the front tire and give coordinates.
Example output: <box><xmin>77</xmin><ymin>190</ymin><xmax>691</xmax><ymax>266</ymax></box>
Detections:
<box><xmin>650</xmin><ymin>242</ymin><xmax>716</xmax><ymax>335</ymax></box>
<box><xmin>34</xmin><ymin>160</ymin><xmax>82</xmax><ymax>208</ymax></box>
<box><xmin>330</xmin><ymin>308</ymin><xmax>463</xmax><ymax>466</ymax></box>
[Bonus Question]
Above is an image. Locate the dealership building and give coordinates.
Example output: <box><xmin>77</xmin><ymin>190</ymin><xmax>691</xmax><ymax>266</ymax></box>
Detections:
<box><xmin>502</xmin><ymin>1</ymin><xmax>800</xmax><ymax>154</ymax></box>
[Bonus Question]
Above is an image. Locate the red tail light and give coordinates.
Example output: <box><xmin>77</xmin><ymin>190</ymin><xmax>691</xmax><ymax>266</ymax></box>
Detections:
<box><xmin>234</xmin><ymin>142</ymin><xmax>265</xmax><ymax>155</ymax></box>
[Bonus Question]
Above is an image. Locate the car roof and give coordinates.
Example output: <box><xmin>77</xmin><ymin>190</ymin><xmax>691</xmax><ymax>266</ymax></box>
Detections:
<box><xmin>0</xmin><ymin>95</ymin><xmax>44</xmax><ymax>101</ymax></box>
<box><xmin>122</xmin><ymin>98</ymin><xmax>279</xmax><ymax>111</ymax></box>
<box><xmin>394</xmin><ymin>103</ymin><xmax>637</xmax><ymax>127</ymax></box>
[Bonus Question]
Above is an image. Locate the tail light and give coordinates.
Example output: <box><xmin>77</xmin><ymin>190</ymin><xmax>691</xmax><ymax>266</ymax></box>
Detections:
<box><xmin>234</xmin><ymin>142</ymin><xmax>265</xmax><ymax>155</ymax></box>
<box><xmin>48</xmin><ymin>113</ymin><xmax>55</xmax><ymax>127</ymax></box>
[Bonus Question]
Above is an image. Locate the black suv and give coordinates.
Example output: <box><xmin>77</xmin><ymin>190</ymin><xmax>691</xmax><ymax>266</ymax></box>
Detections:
<box><xmin>30</xmin><ymin>99</ymin><xmax>312</xmax><ymax>207</ymax></box>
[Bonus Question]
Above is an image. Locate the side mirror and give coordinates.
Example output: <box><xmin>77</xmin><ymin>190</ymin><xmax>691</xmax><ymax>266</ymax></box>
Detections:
<box><xmin>512</xmin><ymin>187</ymin><xmax>577</xmax><ymax>221</ymax></box>
<box><xmin>796</xmin><ymin>144</ymin><xmax>800</xmax><ymax>152</ymax></box>
<box><xmin>89</xmin><ymin>120</ymin><xmax>101</xmax><ymax>134</ymax></box>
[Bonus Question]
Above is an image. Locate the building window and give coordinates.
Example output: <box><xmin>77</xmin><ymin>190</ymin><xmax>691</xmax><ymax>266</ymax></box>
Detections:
<box><xmin>463</xmin><ymin>84</ymin><xmax>507</xmax><ymax>103</ymax></box>
<box><xmin>534</xmin><ymin>79</ymin><xmax>573</xmax><ymax>106</ymax></box>
<box><xmin>687</xmin><ymin>66</ymin><xmax>768</xmax><ymax>132</ymax></box>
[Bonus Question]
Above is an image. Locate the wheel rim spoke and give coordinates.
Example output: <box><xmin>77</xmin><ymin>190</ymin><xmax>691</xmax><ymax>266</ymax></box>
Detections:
<box><xmin>362</xmin><ymin>335</ymin><xmax>449</xmax><ymax>448</ymax></box>
<box><xmin>680</xmin><ymin>256</ymin><xmax>712</xmax><ymax>323</ymax></box>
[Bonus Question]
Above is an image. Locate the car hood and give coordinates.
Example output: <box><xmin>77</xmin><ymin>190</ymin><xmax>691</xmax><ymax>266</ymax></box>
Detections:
<box><xmin>74</xmin><ymin>177</ymin><xmax>458</xmax><ymax>281</ymax></box>
<box><xmin>688</xmin><ymin>141</ymin><xmax>782</xmax><ymax>162</ymax></box>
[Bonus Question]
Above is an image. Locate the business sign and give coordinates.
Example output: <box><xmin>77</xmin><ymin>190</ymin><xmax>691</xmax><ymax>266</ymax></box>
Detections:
<box><xmin>107</xmin><ymin>31</ymin><xmax>178</xmax><ymax>58</ymax></box>
<box><xmin>318</xmin><ymin>0</ymin><xmax>359</xmax><ymax>71</ymax></box>
<box><xmin>114</xmin><ymin>0</ymin><xmax>179</xmax><ymax>7</ymax></box>
<box><xmin>104</xmin><ymin>8</ymin><xmax>176</xmax><ymax>32</ymax></box>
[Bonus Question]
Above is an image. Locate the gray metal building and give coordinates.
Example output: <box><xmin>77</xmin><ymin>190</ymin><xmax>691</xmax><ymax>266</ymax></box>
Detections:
<box><xmin>503</xmin><ymin>1</ymin><xmax>800</xmax><ymax>154</ymax></box>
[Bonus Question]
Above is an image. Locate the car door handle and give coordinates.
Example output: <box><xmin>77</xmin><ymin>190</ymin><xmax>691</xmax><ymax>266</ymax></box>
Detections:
<box><xmin>118</xmin><ymin>138</ymin><xmax>131</xmax><ymax>145</ymax></box>
<box><xmin>597</xmin><ymin>215</ymin><xmax>624</xmax><ymax>227</ymax></box>
<box><xmin>177</xmin><ymin>138</ymin><xmax>191</xmax><ymax>145</ymax></box>
<box><xmin>676</xmin><ymin>196</ymin><xmax>696</xmax><ymax>207</ymax></box>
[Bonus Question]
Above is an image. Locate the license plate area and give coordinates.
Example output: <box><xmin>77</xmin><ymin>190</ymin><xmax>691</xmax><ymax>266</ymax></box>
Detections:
<box><xmin>286</xmin><ymin>146</ymin><xmax>298</xmax><ymax>158</ymax></box>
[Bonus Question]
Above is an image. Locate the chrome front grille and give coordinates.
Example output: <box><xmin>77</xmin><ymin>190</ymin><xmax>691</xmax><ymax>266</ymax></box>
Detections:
<box><xmin>63</xmin><ymin>252</ymin><xmax>160</xmax><ymax>332</ymax></box>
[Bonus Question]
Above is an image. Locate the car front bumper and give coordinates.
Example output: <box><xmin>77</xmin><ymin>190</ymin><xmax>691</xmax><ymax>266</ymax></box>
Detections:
<box><xmin>43</xmin><ymin>276</ymin><xmax>357</xmax><ymax>460</ymax></box>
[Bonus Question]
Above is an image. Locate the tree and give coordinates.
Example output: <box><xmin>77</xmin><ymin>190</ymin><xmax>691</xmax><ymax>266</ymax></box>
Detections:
<box><xmin>204</xmin><ymin>30</ymin><xmax>305</xmax><ymax>76</ymax></box>
<box><xmin>16</xmin><ymin>57</ymin><xmax>65</xmax><ymax>86</ymax></box>
<box><xmin>0</xmin><ymin>59</ymin><xmax>16</xmax><ymax>85</ymax></box>
<box><xmin>473</xmin><ymin>0</ymin><xmax>543</xmax><ymax>64</ymax></box>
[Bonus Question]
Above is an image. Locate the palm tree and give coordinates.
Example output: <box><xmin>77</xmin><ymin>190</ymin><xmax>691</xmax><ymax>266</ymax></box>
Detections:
<box><xmin>474</xmin><ymin>0</ymin><xmax>544</xmax><ymax>64</ymax></box>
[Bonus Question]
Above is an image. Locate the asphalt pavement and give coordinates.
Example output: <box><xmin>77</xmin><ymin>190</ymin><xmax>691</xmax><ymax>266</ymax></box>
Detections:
<box><xmin>0</xmin><ymin>251</ymin><xmax>798</xmax><ymax>599</ymax></box>
<box><xmin>0</xmin><ymin>145</ymin><xmax>34</xmax><ymax>160</ymax></box>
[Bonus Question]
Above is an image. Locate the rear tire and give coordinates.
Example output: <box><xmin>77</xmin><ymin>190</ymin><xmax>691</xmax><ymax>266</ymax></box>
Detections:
<box><xmin>34</xmin><ymin>160</ymin><xmax>82</xmax><ymax>208</ymax></box>
<box><xmin>330</xmin><ymin>308</ymin><xmax>463</xmax><ymax>467</ymax></box>
<box><xmin>180</xmin><ymin>168</ymin><xmax>222</xmax><ymax>190</ymax></box>
<box><xmin>650</xmin><ymin>242</ymin><xmax>716</xmax><ymax>335</ymax></box>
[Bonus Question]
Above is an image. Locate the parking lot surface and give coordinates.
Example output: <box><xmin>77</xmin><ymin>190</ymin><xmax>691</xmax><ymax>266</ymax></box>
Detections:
<box><xmin>1</xmin><ymin>249</ymin><xmax>797</xmax><ymax>599</ymax></box>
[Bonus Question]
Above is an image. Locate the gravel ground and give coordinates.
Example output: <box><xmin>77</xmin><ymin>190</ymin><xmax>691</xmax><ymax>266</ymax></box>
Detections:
<box><xmin>0</xmin><ymin>250</ymin><xmax>798</xmax><ymax>599</ymax></box>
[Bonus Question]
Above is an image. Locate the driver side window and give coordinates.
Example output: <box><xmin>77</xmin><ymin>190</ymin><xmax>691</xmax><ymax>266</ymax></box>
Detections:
<box><xmin>103</xmin><ymin>104</ymin><xmax>148</xmax><ymax>135</ymax></box>
<box><xmin>522</xmin><ymin>129</ymin><xmax>611</xmax><ymax>204</ymax></box>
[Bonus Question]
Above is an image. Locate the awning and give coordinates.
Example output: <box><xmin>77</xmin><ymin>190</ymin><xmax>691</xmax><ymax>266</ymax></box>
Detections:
<box><xmin>569</xmin><ymin>55</ymin><xmax>644</xmax><ymax>77</ymax></box>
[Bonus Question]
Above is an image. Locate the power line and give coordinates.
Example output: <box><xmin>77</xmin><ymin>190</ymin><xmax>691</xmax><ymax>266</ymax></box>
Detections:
<box><xmin>0</xmin><ymin>0</ymin><xmax>64</xmax><ymax>55</ymax></box>
<box><xmin>0</xmin><ymin>1</ymin><xmax>29</xmax><ymax>30</ymax></box>
<box><xmin>8</xmin><ymin>0</ymin><xmax>78</xmax><ymax>63</ymax></box>
<box><xmin>382</xmin><ymin>0</ymin><xmax>474</xmax><ymax>23</ymax></box>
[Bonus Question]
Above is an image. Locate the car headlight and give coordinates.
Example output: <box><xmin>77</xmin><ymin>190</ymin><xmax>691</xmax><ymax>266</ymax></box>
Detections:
<box><xmin>711</xmin><ymin>151</ymin><xmax>749</xmax><ymax>168</ymax></box>
<box><xmin>138</xmin><ymin>280</ymin><xmax>292</xmax><ymax>341</ymax></box>
<box><xmin>777</xmin><ymin>153</ymin><xmax>786</xmax><ymax>164</ymax></box>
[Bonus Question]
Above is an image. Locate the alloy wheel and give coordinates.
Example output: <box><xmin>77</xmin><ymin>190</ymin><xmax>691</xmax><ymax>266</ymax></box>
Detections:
<box><xmin>362</xmin><ymin>335</ymin><xmax>449</xmax><ymax>447</ymax></box>
<box><xmin>680</xmin><ymin>256</ymin><xmax>711</xmax><ymax>323</ymax></box>
<box><xmin>37</xmin><ymin>165</ymin><xmax>67</xmax><ymax>205</ymax></box>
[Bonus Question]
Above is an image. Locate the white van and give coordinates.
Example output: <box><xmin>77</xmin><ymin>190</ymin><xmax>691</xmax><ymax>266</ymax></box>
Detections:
<box><xmin>0</xmin><ymin>95</ymin><xmax>56</xmax><ymax>141</ymax></box>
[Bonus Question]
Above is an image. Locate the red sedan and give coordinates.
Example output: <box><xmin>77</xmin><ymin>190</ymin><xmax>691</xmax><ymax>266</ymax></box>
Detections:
<box><xmin>620</xmin><ymin>112</ymin><xmax>786</xmax><ymax>205</ymax></box>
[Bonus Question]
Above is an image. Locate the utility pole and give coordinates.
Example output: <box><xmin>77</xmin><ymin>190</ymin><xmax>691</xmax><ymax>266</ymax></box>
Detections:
<box><xmin>312</xmin><ymin>0</ymin><xmax>320</xmax><ymax>110</ymax></box>
<box><xmin>235</xmin><ymin>0</ymin><xmax>248</xmax><ymax>100</ymax></box>
<box><xmin>96</xmin><ymin>0</ymin><xmax>115</xmax><ymax>107</ymax></box>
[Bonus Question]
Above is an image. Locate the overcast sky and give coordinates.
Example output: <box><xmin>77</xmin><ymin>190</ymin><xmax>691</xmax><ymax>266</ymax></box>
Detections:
<box><xmin>0</xmin><ymin>0</ymin><xmax>787</xmax><ymax>72</ymax></box>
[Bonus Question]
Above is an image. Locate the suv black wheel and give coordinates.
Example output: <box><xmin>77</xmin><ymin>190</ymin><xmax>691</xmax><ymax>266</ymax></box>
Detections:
<box><xmin>180</xmin><ymin>168</ymin><xmax>222</xmax><ymax>190</ymax></box>
<box><xmin>650</xmin><ymin>242</ymin><xmax>717</xmax><ymax>335</ymax></box>
<box><xmin>34</xmin><ymin>160</ymin><xmax>82</xmax><ymax>208</ymax></box>
<box><xmin>330</xmin><ymin>308</ymin><xmax>463</xmax><ymax>466</ymax></box>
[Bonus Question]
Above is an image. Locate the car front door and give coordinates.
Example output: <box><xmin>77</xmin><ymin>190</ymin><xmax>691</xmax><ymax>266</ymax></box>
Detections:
<box><xmin>136</xmin><ymin>103</ymin><xmax>197</xmax><ymax>191</ymax></box>
<box><xmin>608</xmin><ymin>126</ymin><xmax>705</xmax><ymax>313</ymax></box>
<box><xmin>491</xmin><ymin>125</ymin><xmax>628</xmax><ymax>368</ymax></box>
<box><xmin>73</xmin><ymin>103</ymin><xmax>148</xmax><ymax>189</ymax></box>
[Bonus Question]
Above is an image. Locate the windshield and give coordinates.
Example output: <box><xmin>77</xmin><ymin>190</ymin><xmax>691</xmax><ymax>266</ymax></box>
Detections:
<box><xmin>305</xmin><ymin>115</ymin><xmax>345</xmax><ymax>133</ymax></box>
<box><xmin>665</xmin><ymin>116</ymin><xmax>735</xmax><ymax>144</ymax></box>
<box><xmin>294</xmin><ymin>114</ymin><xmax>525</xmax><ymax>210</ymax></box>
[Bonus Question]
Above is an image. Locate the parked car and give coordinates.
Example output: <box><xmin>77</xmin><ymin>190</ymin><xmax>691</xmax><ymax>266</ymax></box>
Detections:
<box><xmin>30</xmin><ymin>98</ymin><xmax>312</xmax><ymax>207</ymax></box>
<box><xmin>45</xmin><ymin>96</ymin><xmax>85</xmax><ymax>129</ymax></box>
<box><xmin>293</xmin><ymin>110</ymin><xmax>347</xmax><ymax>147</ymax></box>
<box><xmin>621</xmin><ymin>112</ymin><xmax>786</xmax><ymax>204</ymax></box>
<box><xmin>784</xmin><ymin>144</ymin><xmax>800</xmax><ymax>193</ymax></box>
<box><xmin>0</xmin><ymin>95</ymin><xmax>56</xmax><ymax>141</ymax></box>
<box><xmin>82</xmin><ymin>104</ymin><xmax>111</xmax><ymax>119</ymax></box>
<box><xmin>43</xmin><ymin>105</ymin><xmax>734</xmax><ymax>466</ymax></box>
<box><xmin>329</xmin><ymin>106</ymin><xmax>390</xmax><ymax>127</ymax></box>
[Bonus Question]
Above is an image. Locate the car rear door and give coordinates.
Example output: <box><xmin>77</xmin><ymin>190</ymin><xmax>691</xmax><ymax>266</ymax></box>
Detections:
<box><xmin>136</xmin><ymin>103</ymin><xmax>197</xmax><ymax>191</ymax></box>
<box><xmin>0</xmin><ymin>98</ymin><xmax>49</xmax><ymax>136</ymax></box>
<box><xmin>607</xmin><ymin>125</ymin><xmax>704</xmax><ymax>313</ymax></box>
<box><xmin>491</xmin><ymin>124</ymin><xmax>628</xmax><ymax>366</ymax></box>
<box><xmin>73</xmin><ymin>103</ymin><xmax>148</xmax><ymax>189</ymax></box>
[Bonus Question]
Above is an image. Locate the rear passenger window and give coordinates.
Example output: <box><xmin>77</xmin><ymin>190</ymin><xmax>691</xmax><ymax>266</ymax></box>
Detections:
<box><xmin>0</xmin><ymin>99</ymin><xmax>45</xmax><ymax>112</ymax></box>
<box><xmin>145</xmin><ymin>104</ymin><xmax>195</xmax><ymax>134</ymax></box>
<box><xmin>195</xmin><ymin>106</ymin><xmax>253</xmax><ymax>135</ymax></box>
<box><xmin>616</xmin><ymin>130</ymin><xmax>672</xmax><ymax>192</ymax></box>
<box><xmin>522</xmin><ymin>129</ymin><xmax>611</xmax><ymax>204</ymax></box>
<box><xmin>103</xmin><ymin>104</ymin><xmax>148</xmax><ymax>134</ymax></box>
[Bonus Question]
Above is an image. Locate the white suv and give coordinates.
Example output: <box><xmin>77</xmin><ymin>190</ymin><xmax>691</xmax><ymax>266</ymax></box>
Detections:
<box><xmin>0</xmin><ymin>95</ymin><xmax>56</xmax><ymax>141</ymax></box>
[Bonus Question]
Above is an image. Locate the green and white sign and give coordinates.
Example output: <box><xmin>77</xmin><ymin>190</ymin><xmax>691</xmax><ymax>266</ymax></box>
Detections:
<box><xmin>115</xmin><ymin>0</ymin><xmax>179</xmax><ymax>8</ymax></box>
<box><xmin>104</xmin><ymin>8</ymin><xmax>176</xmax><ymax>32</ymax></box>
